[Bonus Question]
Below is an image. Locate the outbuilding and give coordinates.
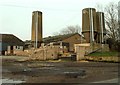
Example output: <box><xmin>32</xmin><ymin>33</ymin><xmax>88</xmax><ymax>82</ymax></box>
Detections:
<box><xmin>43</xmin><ymin>33</ymin><xmax>86</xmax><ymax>52</ymax></box>
<box><xmin>0</xmin><ymin>34</ymin><xmax>24</xmax><ymax>55</ymax></box>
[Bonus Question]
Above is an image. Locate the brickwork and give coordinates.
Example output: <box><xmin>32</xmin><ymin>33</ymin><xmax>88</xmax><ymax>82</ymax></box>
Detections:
<box><xmin>28</xmin><ymin>43</ymin><xmax>68</xmax><ymax>60</ymax></box>
<box><xmin>63</xmin><ymin>33</ymin><xmax>86</xmax><ymax>52</ymax></box>
<box><xmin>74</xmin><ymin>43</ymin><xmax>109</xmax><ymax>61</ymax></box>
<box><xmin>74</xmin><ymin>43</ymin><xmax>90</xmax><ymax>61</ymax></box>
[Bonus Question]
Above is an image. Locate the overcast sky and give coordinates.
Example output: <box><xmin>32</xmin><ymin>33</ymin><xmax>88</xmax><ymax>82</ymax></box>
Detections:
<box><xmin>0</xmin><ymin>0</ymin><xmax>119</xmax><ymax>41</ymax></box>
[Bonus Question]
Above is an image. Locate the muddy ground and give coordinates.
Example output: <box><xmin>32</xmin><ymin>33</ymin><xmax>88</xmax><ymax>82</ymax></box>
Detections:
<box><xmin>1</xmin><ymin>56</ymin><xmax>119</xmax><ymax>84</ymax></box>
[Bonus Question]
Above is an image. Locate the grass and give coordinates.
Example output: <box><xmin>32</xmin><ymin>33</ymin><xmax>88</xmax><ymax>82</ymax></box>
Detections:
<box><xmin>88</xmin><ymin>51</ymin><xmax>118</xmax><ymax>57</ymax></box>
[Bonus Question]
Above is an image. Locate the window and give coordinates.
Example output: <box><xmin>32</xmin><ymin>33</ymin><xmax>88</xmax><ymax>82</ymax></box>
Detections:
<box><xmin>17</xmin><ymin>46</ymin><xmax>20</xmax><ymax>49</ymax></box>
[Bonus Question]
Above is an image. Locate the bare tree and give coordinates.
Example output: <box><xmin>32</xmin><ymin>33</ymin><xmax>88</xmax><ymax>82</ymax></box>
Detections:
<box><xmin>105</xmin><ymin>2</ymin><xmax>119</xmax><ymax>40</ymax></box>
<box><xmin>96</xmin><ymin>3</ymin><xmax>104</xmax><ymax>12</ymax></box>
<box><xmin>96</xmin><ymin>2</ymin><xmax>120</xmax><ymax>51</ymax></box>
<box><xmin>60</xmin><ymin>25</ymin><xmax>81</xmax><ymax>35</ymax></box>
<box><xmin>53</xmin><ymin>25</ymin><xmax>81</xmax><ymax>35</ymax></box>
<box><xmin>96</xmin><ymin>2</ymin><xmax>119</xmax><ymax>40</ymax></box>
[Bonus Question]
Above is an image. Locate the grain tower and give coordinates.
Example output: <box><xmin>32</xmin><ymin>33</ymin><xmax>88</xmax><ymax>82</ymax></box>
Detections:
<box><xmin>31</xmin><ymin>11</ymin><xmax>42</xmax><ymax>48</ymax></box>
<box><xmin>96</xmin><ymin>12</ymin><xmax>106</xmax><ymax>44</ymax></box>
<box><xmin>82</xmin><ymin>8</ymin><xmax>97</xmax><ymax>43</ymax></box>
<box><xmin>118</xmin><ymin>1</ymin><xmax>120</xmax><ymax>40</ymax></box>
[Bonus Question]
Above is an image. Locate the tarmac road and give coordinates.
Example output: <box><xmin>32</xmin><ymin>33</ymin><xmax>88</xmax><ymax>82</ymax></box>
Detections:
<box><xmin>1</xmin><ymin>56</ymin><xmax>119</xmax><ymax>84</ymax></box>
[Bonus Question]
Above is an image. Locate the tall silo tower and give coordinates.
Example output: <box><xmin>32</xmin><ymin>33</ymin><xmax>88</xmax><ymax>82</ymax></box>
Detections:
<box><xmin>96</xmin><ymin>12</ymin><xmax>106</xmax><ymax>44</ymax></box>
<box><xmin>118</xmin><ymin>1</ymin><xmax>120</xmax><ymax>53</ymax></box>
<box><xmin>118</xmin><ymin>1</ymin><xmax>120</xmax><ymax>40</ymax></box>
<box><xmin>31</xmin><ymin>11</ymin><xmax>42</xmax><ymax>48</ymax></box>
<box><xmin>82</xmin><ymin>8</ymin><xmax>98</xmax><ymax>43</ymax></box>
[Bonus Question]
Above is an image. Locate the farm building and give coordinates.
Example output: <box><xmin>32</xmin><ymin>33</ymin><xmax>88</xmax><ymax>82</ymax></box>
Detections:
<box><xmin>43</xmin><ymin>33</ymin><xmax>86</xmax><ymax>52</ymax></box>
<box><xmin>0</xmin><ymin>34</ymin><xmax>24</xmax><ymax>55</ymax></box>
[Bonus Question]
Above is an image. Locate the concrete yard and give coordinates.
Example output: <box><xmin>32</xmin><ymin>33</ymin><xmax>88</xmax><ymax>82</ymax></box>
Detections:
<box><xmin>1</xmin><ymin>56</ymin><xmax>119</xmax><ymax>84</ymax></box>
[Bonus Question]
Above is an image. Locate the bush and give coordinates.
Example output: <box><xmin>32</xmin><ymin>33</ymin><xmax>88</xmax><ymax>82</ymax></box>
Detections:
<box><xmin>106</xmin><ymin>38</ymin><xmax>120</xmax><ymax>52</ymax></box>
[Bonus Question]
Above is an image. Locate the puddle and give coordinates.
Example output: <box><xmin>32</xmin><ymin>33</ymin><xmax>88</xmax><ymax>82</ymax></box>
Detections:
<box><xmin>1</xmin><ymin>78</ymin><xmax>25</xmax><ymax>83</ymax></box>
<box><xmin>63</xmin><ymin>70</ymin><xmax>86</xmax><ymax>78</ymax></box>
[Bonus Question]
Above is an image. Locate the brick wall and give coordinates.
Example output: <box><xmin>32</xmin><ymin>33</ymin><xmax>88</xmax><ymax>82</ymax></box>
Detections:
<box><xmin>29</xmin><ymin>44</ymin><xmax>68</xmax><ymax>60</ymax></box>
<box><xmin>63</xmin><ymin>34</ymin><xmax>86</xmax><ymax>52</ymax></box>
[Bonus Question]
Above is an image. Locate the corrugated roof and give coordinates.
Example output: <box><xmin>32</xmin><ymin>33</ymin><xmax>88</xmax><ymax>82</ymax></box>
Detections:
<box><xmin>0</xmin><ymin>34</ymin><xmax>24</xmax><ymax>46</ymax></box>
<box><xmin>43</xmin><ymin>33</ymin><xmax>82</xmax><ymax>43</ymax></box>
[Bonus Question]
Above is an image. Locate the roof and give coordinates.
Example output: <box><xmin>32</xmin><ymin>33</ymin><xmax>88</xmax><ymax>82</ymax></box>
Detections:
<box><xmin>0</xmin><ymin>34</ymin><xmax>24</xmax><ymax>46</ymax></box>
<box><xmin>43</xmin><ymin>33</ymin><xmax>82</xmax><ymax>43</ymax></box>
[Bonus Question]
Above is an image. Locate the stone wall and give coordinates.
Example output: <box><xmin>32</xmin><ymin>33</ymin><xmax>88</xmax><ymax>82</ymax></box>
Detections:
<box><xmin>84</xmin><ymin>43</ymin><xmax>109</xmax><ymax>55</ymax></box>
<box><xmin>85</xmin><ymin>56</ymin><xmax>119</xmax><ymax>62</ymax></box>
<box><xmin>74</xmin><ymin>43</ymin><xmax>109</xmax><ymax>61</ymax></box>
<box><xmin>29</xmin><ymin>44</ymin><xmax>68</xmax><ymax>60</ymax></box>
<box><xmin>74</xmin><ymin>43</ymin><xmax>90</xmax><ymax>61</ymax></box>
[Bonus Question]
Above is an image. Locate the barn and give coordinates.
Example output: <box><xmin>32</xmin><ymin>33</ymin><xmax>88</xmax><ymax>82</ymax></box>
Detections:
<box><xmin>0</xmin><ymin>34</ymin><xmax>24</xmax><ymax>55</ymax></box>
<box><xmin>43</xmin><ymin>33</ymin><xmax>86</xmax><ymax>52</ymax></box>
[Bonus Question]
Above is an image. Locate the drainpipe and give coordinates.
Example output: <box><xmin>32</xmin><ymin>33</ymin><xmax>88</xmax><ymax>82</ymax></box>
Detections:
<box><xmin>35</xmin><ymin>12</ymin><xmax>38</xmax><ymax>48</ymax></box>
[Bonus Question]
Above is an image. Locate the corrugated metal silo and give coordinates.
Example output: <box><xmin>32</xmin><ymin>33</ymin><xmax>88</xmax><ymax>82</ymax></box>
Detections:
<box><xmin>96</xmin><ymin>12</ymin><xmax>106</xmax><ymax>43</ymax></box>
<box><xmin>82</xmin><ymin>8</ymin><xmax>97</xmax><ymax>43</ymax></box>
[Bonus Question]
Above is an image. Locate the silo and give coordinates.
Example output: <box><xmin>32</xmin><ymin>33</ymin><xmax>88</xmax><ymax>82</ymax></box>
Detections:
<box><xmin>96</xmin><ymin>12</ymin><xmax>106</xmax><ymax>43</ymax></box>
<box><xmin>82</xmin><ymin>8</ymin><xmax>97</xmax><ymax>43</ymax></box>
<box><xmin>31</xmin><ymin>11</ymin><xmax>42</xmax><ymax>48</ymax></box>
<box><xmin>118</xmin><ymin>1</ymin><xmax>120</xmax><ymax>33</ymax></box>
